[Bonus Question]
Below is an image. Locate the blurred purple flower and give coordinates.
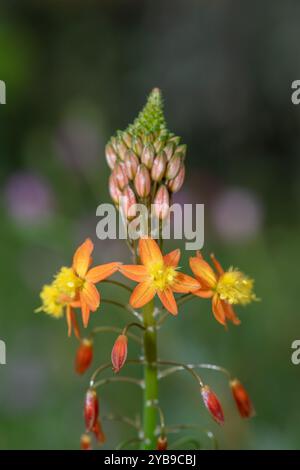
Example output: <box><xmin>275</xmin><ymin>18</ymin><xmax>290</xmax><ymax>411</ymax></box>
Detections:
<box><xmin>211</xmin><ymin>187</ymin><xmax>264</xmax><ymax>242</ymax></box>
<box><xmin>3</xmin><ymin>171</ymin><xmax>55</xmax><ymax>225</ymax></box>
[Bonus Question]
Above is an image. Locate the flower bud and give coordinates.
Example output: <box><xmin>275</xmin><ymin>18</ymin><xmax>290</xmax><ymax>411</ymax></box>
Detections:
<box><xmin>165</xmin><ymin>154</ymin><xmax>181</xmax><ymax>180</ymax></box>
<box><xmin>112</xmin><ymin>162</ymin><xmax>129</xmax><ymax>190</ymax></box>
<box><xmin>168</xmin><ymin>135</ymin><xmax>181</xmax><ymax>146</ymax></box>
<box><xmin>115</xmin><ymin>138</ymin><xmax>128</xmax><ymax>161</ymax></box>
<box><xmin>134</xmin><ymin>164</ymin><xmax>151</xmax><ymax>198</ymax></box>
<box><xmin>80</xmin><ymin>434</ymin><xmax>92</xmax><ymax>450</ymax></box>
<box><xmin>122</xmin><ymin>131</ymin><xmax>132</xmax><ymax>148</ymax></box>
<box><xmin>92</xmin><ymin>419</ymin><xmax>106</xmax><ymax>444</ymax></box>
<box><xmin>163</xmin><ymin>142</ymin><xmax>175</xmax><ymax>161</ymax></box>
<box><xmin>121</xmin><ymin>185</ymin><xmax>137</xmax><ymax>220</ymax></box>
<box><xmin>176</xmin><ymin>144</ymin><xmax>187</xmax><ymax>159</ymax></box>
<box><xmin>105</xmin><ymin>143</ymin><xmax>117</xmax><ymax>170</ymax></box>
<box><xmin>84</xmin><ymin>389</ymin><xmax>99</xmax><ymax>431</ymax></box>
<box><xmin>141</xmin><ymin>143</ymin><xmax>155</xmax><ymax>169</ymax></box>
<box><xmin>200</xmin><ymin>385</ymin><xmax>224</xmax><ymax>425</ymax></box>
<box><xmin>156</xmin><ymin>436</ymin><xmax>168</xmax><ymax>450</ymax></box>
<box><xmin>109</xmin><ymin>174</ymin><xmax>122</xmax><ymax>205</ymax></box>
<box><xmin>154</xmin><ymin>138</ymin><xmax>165</xmax><ymax>153</ymax></box>
<box><xmin>154</xmin><ymin>185</ymin><xmax>170</xmax><ymax>220</ymax></box>
<box><xmin>75</xmin><ymin>338</ymin><xmax>93</xmax><ymax>375</ymax></box>
<box><xmin>111</xmin><ymin>334</ymin><xmax>128</xmax><ymax>373</ymax></box>
<box><xmin>167</xmin><ymin>164</ymin><xmax>185</xmax><ymax>193</ymax></box>
<box><xmin>151</xmin><ymin>151</ymin><xmax>167</xmax><ymax>182</ymax></box>
<box><xmin>124</xmin><ymin>149</ymin><xmax>139</xmax><ymax>180</ymax></box>
<box><xmin>132</xmin><ymin>136</ymin><xmax>143</xmax><ymax>156</ymax></box>
<box><xmin>230</xmin><ymin>379</ymin><xmax>254</xmax><ymax>418</ymax></box>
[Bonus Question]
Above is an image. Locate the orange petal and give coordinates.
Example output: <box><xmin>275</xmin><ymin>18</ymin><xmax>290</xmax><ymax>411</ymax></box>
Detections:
<box><xmin>81</xmin><ymin>282</ymin><xmax>100</xmax><ymax>312</ymax></box>
<box><xmin>130</xmin><ymin>281</ymin><xmax>156</xmax><ymax>309</ymax></box>
<box><xmin>73</xmin><ymin>238</ymin><xmax>94</xmax><ymax>278</ymax></box>
<box><xmin>66</xmin><ymin>306</ymin><xmax>81</xmax><ymax>339</ymax></box>
<box><xmin>189</xmin><ymin>256</ymin><xmax>217</xmax><ymax>289</ymax></box>
<box><xmin>119</xmin><ymin>265</ymin><xmax>149</xmax><ymax>282</ymax></box>
<box><xmin>222</xmin><ymin>300</ymin><xmax>241</xmax><ymax>325</ymax></box>
<box><xmin>210</xmin><ymin>253</ymin><xmax>224</xmax><ymax>276</ymax></box>
<box><xmin>163</xmin><ymin>249</ymin><xmax>180</xmax><ymax>267</ymax></box>
<box><xmin>86</xmin><ymin>262</ymin><xmax>120</xmax><ymax>283</ymax></box>
<box><xmin>193</xmin><ymin>288</ymin><xmax>214</xmax><ymax>299</ymax></box>
<box><xmin>80</xmin><ymin>293</ymin><xmax>91</xmax><ymax>328</ymax></box>
<box><xmin>172</xmin><ymin>273</ymin><xmax>201</xmax><ymax>293</ymax></box>
<box><xmin>212</xmin><ymin>294</ymin><xmax>226</xmax><ymax>326</ymax></box>
<box><xmin>139</xmin><ymin>238</ymin><xmax>163</xmax><ymax>267</ymax></box>
<box><xmin>157</xmin><ymin>288</ymin><xmax>178</xmax><ymax>315</ymax></box>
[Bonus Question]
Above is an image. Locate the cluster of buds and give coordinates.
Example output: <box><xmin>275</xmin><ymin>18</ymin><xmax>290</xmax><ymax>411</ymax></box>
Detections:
<box><xmin>106</xmin><ymin>88</ymin><xmax>186</xmax><ymax>224</ymax></box>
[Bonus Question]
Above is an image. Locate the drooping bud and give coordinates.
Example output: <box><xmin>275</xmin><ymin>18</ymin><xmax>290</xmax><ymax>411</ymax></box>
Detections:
<box><xmin>124</xmin><ymin>149</ymin><xmax>139</xmax><ymax>180</ymax></box>
<box><xmin>167</xmin><ymin>164</ymin><xmax>185</xmax><ymax>193</ymax></box>
<box><xmin>132</xmin><ymin>136</ymin><xmax>143</xmax><ymax>156</ymax></box>
<box><xmin>134</xmin><ymin>164</ymin><xmax>151</xmax><ymax>198</ymax></box>
<box><xmin>84</xmin><ymin>389</ymin><xmax>99</xmax><ymax>431</ymax></box>
<box><xmin>154</xmin><ymin>184</ymin><xmax>170</xmax><ymax>220</ymax></box>
<box><xmin>163</xmin><ymin>142</ymin><xmax>175</xmax><ymax>161</ymax></box>
<box><xmin>165</xmin><ymin>154</ymin><xmax>181</xmax><ymax>180</ymax></box>
<box><xmin>121</xmin><ymin>185</ymin><xmax>137</xmax><ymax>220</ymax></box>
<box><xmin>156</xmin><ymin>436</ymin><xmax>168</xmax><ymax>450</ymax></box>
<box><xmin>80</xmin><ymin>434</ymin><xmax>92</xmax><ymax>450</ymax></box>
<box><xmin>141</xmin><ymin>143</ymin><xmax>155</xmax><ymax>169</ymax></box>
<box><xmin>111</xmin><ymin>334</ymin><xmax>128</xmax><ymax>373</ymax></box>
<box><xmin>105</xmin><ymin>143</ymin><xmax>117</xmax><ymax>170</ymax></box>
<box><xmin>75</xmin><ymin>338</ymin><xmax>93</xmax><ymax>375</ymax></box>
<box><xmin>151</xmin><ymin>151</ymin><xmax>167</xmax><ymax>182</ymax></box>
<box><xmin>112</xmin><ymin>162</ymin><xmax>129</xmax><ymax>190</ymax></box>
<box><xmin>200</xmin><ymin>385</ymin><xmax>224</xmax><ymax>425</ymax></box>
<box><xmin>92</xmin><ymin>419</ymin><xmax>106</xmax><ymax>444</ymax></box>
<box><xmin>230</xmin><ymin>379</ymin><xmax>254</xmax><ymax>419</ymax></box>
<box><xmin>109</xmin><ymin>174</ymin><xmax>122</xmax><ymax>205</ymax></box>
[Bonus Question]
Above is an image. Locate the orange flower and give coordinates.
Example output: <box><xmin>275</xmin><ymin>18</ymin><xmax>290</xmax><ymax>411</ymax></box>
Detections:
<box><xmin>189</xmin><ymin>252</ymin><xmax>257</xmax><ymax>326</ymax></box>
<box><xmin>37</xmin><ymin>238</ymin><xmax>120</xmax><ymax>332</ymax></box>
<box><xmin>119</xmin><ymin>238</ymin><xmax>200</xmax><ymax>315</ymax></box>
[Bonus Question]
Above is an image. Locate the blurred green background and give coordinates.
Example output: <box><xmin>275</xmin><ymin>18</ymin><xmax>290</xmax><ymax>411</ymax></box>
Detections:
<box><xmin>0</xmin><ymin>0</ymin><xmax>300</xmax><ymax>450</ymax></box>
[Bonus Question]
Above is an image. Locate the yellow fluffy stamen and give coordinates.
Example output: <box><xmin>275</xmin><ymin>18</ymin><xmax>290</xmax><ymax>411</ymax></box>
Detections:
<box><xmin>216</xmin><ymin>268</ymin><xmax>257</xmax><ymax>305</ymax></box>
<box><xmin>38</xmin><ymin>284</ymin><xmax>64</xmax><ymax>318</ymax></box>
<box><xmin>148</xmin><ymin>261</ymin><xmax>177</xmax><ymax>291</ymax></box>
<box><xmin>54</xmin><ymin>267</ymin><xmax>83</xmax><ymax>300</ymax></box>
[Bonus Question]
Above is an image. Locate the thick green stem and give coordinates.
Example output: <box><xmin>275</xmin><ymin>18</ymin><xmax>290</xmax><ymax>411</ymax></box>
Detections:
<box><xmin>142</xmin><ymin>299</ymin><xmax>158</xmax><ymax>449</ymax></box>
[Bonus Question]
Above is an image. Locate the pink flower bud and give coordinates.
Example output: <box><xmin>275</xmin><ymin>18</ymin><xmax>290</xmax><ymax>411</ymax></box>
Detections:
<box><xmin>141</xmin><ymin>143</ymin><xmax>155</xmax><ymax>169</ymax></box>
<box><xmin>105</xmin><ymin>143</ymin><xmax>117</xmax><ymax>170</ymax></box>
<box><xmin>132</xmin><ymin>136</ymin><xmax>143</xmax><ymax>156</ymax></box>
<box><xmin>122</xmin><ymin>131</ymin><xmax>132</xmax><ymax>148</ymax></box>
<box><xmin>168</xmin><ymin>135</ymin><xmax>181</xmax><ymax>146</ymax></box>
<box><xmin>163</xmin><ymin>142</ymin><xmax>175</xmax><ymax>161</ymax></box>
<box><xmin>121</xmin><ymin>185</ymin><xmax>137</xmax><ymax>220</ymax></box>
<box><xmin>201</xmin><ymin>385</ymin><xmax>224</xmax><ymax>425</ymax></box>
<box><xmin>134</xmin><ymin>164</ymin><xmax>151</xmax><ymax>198</ymax></box>
<box><xmin>154</xmin><ymin>138</ymin><xmax>165</xmax><ymax>153</ymax></box>
<box><xmin>176</xmin><ymin>144</ymin><xmax>187</xmax><ymax>158</ymax></box>
<box><xmin>112</xmin><ymin>162</ymin><xmax>129</xmax><ymax>190</ymax></box>
<box><xmin>109</xmin><ymin>174</ymin><xmax>122</xmax><ymax>205</ymax></box>
<box><xmin>154</xmin><ymin>185</ymin><xmax>170</xmax><ymax>220</ymax></box>
<box><xmin>151</xmin><ymin>151</ymin><xmax>167</xmax><ymax>182</ymax></box>
<box><xmin>115</xmin><ymin>139</ymin><xmax>128</xmax><ymax>161</ymax></box>
<box><xmin>124</xmin><ymin>150</ymin><xmax>139</xmax><ymax>180</ymax></box>
<box><xmin>167</xmin><ymin>164</ymin><xmax>185</xmax><ymax>193</ymax></box>
<box><xmin>165</xmin><ymin>154</ymin><xmax>181</xmax><ymax>180</ymax></box>
<box><xmin>111</xmin><ymin>334</ymin><xmax>128</xmax><ymax>373</ymax></box>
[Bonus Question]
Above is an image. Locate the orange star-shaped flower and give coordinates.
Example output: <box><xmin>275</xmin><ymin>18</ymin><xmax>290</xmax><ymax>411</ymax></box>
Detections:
<box><xmin>119</xmin><ymin>238</ymin><xmax>200</xmax><ymax>315</ymax></box>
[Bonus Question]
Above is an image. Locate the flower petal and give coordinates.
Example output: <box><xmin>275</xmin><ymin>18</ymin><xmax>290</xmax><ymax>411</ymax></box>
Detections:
<box><xmin>73</xmin><ymin>239</ymin><xmax>94</xmax><ymax>278</ymax></box>
<box><xmin>189</xmin><ymin>256</ymin><xmax>217</xmax><ymax>289</ymax></box>
<box><xmin>119</xmin><ymin>265</ymin><xmax>149</xmax><ymax>282</ymax></box>
<box><xmin>172</xmin><ymin>273</ymin><xmax>200</xmax><ymax>293</ymax></box>
<box><xmin>81</xmin><ymin>282</ymin><xmax>100</xmax><ymax>312</ymax></box>
<box><xmin>193</xmin><ymin>288</ymin><xmax>214</xmax><ymax>299</ymax></box>
<box><xmin>66</xmin><ymin>305</ymin><xmax>81</xmax><ymax>339</ymax></box>
<box><xmin>222</xmin><ymin>300</ymin><xmax>241</xmax><ymax>325</ymax></box>
<box><xmin>80</xmin><ymin>293</ymin><xmax>91</xmax><ymax>328</ymax></box>
<box><xmin>157</xmin><ymin>288</ymin><xmax>178</xmax><ymax>316</ymax></box>
<box><xmin>210</xmin><ymin>253</ymin><xmax>224</xmax><ymax>276</ymax></box>
<box><xmin>130</xmin><ymin>281</ymin><xmax>156</xmax><ymax>309</ymax></box>
<box><xmin>139</xmin><ymin>238</ymin><xmax>163</xmax><ymax>267</ymax></box>
<box><xmin>163</xmin><ymin>249</ymin><xmax>180</xmax><ymax>267</ymax></box>
<box><xmin>212</xmin><ymin>294</ymin><xmax>226</xmax><ymax>326</ymax></box>
<box><xmin>86</xmin><ymin>262</ymin><xmax>120</xmax><ymax>283</ymax></box>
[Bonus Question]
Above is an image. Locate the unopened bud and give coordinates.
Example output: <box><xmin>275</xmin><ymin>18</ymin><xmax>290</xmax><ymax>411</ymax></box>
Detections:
<box><xmin>80</xmin><ymin>434</ymin><xmax>92</xmax><ymax>450</ymax></box>
<box><xmin>167</xmin><ymin>164</ymin><xmax>185</xmax><ymax>193</ymax></box>
<box><xmin>134</xmin><ymin>164</ymin><xmax>151</xmax><ymax>198</ymax></box>
<box><xmin>121</xmin><ymin>186</ymin><xmax>137</xmax><ymax>220</ymax></box>
<box><xmin>109</xmin><ymin>174</ymin><xmax>122</xmax><ymax>205</ymax></box>
<box><xmin>124</xmin><ymin>149</ymin><xmax>139</xmax><ymax>180</ymax></box>
<box><xmin>113</xmin><ymin>162</ymin><xmax>129</xmax><ymax>190</ymax></box>
<box><xmin>115</xmin><ymin>139</ymin><xmax>128</xmax><ymax>161</ymax></box>
<box><xmin>105</xmin><ymin>143</ymin><xmax>117</xmax><ymax>170</ymax></box>
<box><xmin>141</xmin><ymin>143</ymin><xmax>155</xmax><ymax>169</ymax></box>
<box><xmin>151</xmin><ymin>151</ymin><xmax>167</xmax><ymax>182</ymax></box>
<box><xmin>163</xmin><ymin>142</ymin><xmax>175</xmax><ymax>161</ymax></box>
<box><xmin>92</xmin><ymin>419</ymin><xmax>106</xmax><ymax>444</ymax></box>
<box><xmin>111</xmin><ymin>334</ymin><xmax>128</xmax><ymax>373</ymax></box>
<box><xmin>168</xmin><ymin>135</ymin><xmax>181</xmax><ymax>146</ymax></box>
<box><xmin>165</xmin><ymin>154</ymin><xmax>181</xmax><ymax>180</ymax></box>
<box><xmin>132</xmin><ymin>136</ymin><xmax>143</xmax><ymax>156</ymax></box>
<box><xmin>156</xmin><ymin>436</ymin><xmax>168</xmax><ymax>450</ymax></box>
<box><xmin>84</xmin><ymin>389</ymin><xmax>99</xmax><ymax>431</ymax></box>
<box><xmin>154</xmin><ymin>185</ymin><xmax>170</xmax><ymax>220</ymax></box>
<box><xmin>176</xmin><ymin>144</ymin><xmax>187</xmax><ymax>159</ymax></box>
<box><xmin>122</xmin><ymin>131</ymin><xmax>132</xmax><ymax>148</ymax></box>
<box><xmin>75</xmin><ymin>338</ymin><xmax>93</xmax><ymax>375</ymax></box>
<box><xmin>200</xmin><ymin>385</ymin><xmax>224</xmax><ymax>425</ymax></box>
<box><xmin>154</xmin><ymin>138</ymin><xmax>165</xmax><ymax>153</ymax></box>
<box><xmin>230</xmin><ymin>379</ymin><xmax>254</xmax><ymax>419</ymax></box>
